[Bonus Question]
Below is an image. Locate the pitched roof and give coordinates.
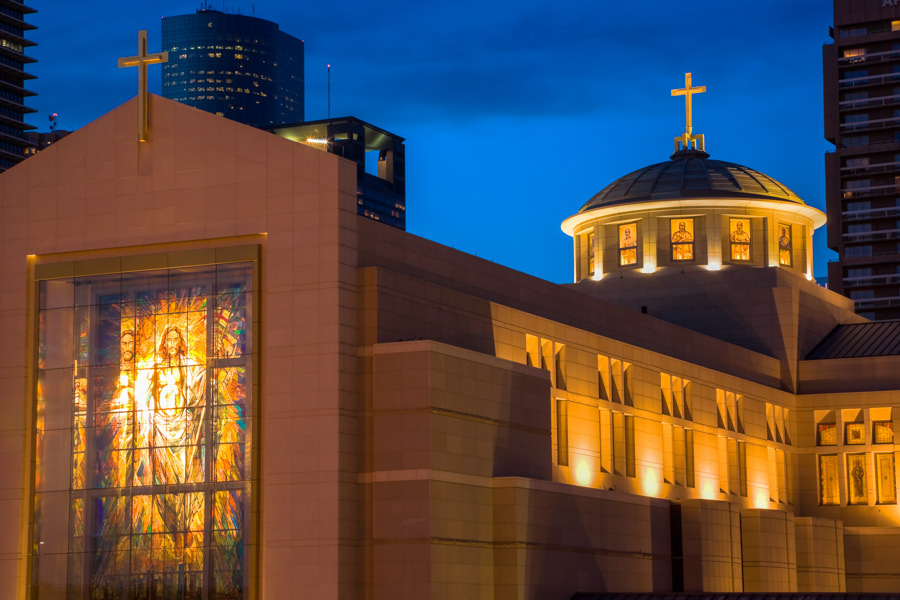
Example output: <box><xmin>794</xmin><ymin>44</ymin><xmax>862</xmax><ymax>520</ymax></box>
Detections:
<box><xmin>806</xmin><ymin>321</ymin><xmax>900</xmax><ymax>359</ymax></box>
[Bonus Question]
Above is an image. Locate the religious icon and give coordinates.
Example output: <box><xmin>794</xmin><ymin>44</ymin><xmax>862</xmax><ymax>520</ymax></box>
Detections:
<box><xmin>619</xmin><ymin>223</ymin><xmax>638</xmax><ymax>266</ymax></box>
<box><xmin>34</xmin><ymin>264</ymin><xmax>251</xmax><ymax>599</ymax></box>
<box><xmin>848</xmin><ymin>453</ymin><xmax>868</xmax><ymax>504</ymax></box>
<box><xmin>875</xmin><ymin>453</ymin><xmax>897</xmax><ymax>504</ymax></box>
<box><xmin>778</xmin><ymin>223</ymin><xmax>792</xmax><ymax>266</ymax></box>
<box><xmin>845</xmin><ymin>422</ymin><xmax>866</xmax><ymax>445</ymax></box>
<box><xmin>819</xmin><ymin>454</ymin><xmax>839</xmax><ymax>505</ymax></box>
<box><xmin>670</xmin><ymin>218</ymin><xmax>694</xmax><ymax>261</ymax></box>
<box><xmin>729</xmin><ymin>218</ymin><xmax>751</xmax><ymax>261</ymax></box>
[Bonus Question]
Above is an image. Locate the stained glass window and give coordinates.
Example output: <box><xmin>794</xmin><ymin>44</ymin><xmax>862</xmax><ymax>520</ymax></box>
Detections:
<box><xmin>874</xmin><ymin>420</ymin><xmax>894</xmax><ymax>444</ymax></box>
<box><xmin>729</xmin><ymin>218</ymin><xmax>751</xmax><ymax>261</ymax></box>
<box><xmin>817</xmin><ymin>423</ymin><xmax>837</xmax><ymax>446</ymax></box>
<box><xmin>778</xmin><ymin>223</ymin><xmax>792</xmax><ymax>266</ymax></box>
<box><xmin>847</xmin><ymin>453</ymin><xmax>868</xmax><ymax>505</ymax></box>
<box><xmin>670</xmin><ymin>218</ymin><xmax>694</xmax><ymax>261</ymax></box>
<box><xmin>819</xmin><ymin>454</ymin><xmax>839</xmax><ymax>505</ymax></box>
<box><xmin>33</xmin><ymin>262</ymin><xmax>253</xmax><ymax>600</ymax></box>
<box><xmin>587</xmin><ymin>231</ymin><xmax>596</xmax><ymax>276</ymax></box>
<box><xmin>846</xmin><ymin>422</ymin><xmax>866</xmax><ymax>445</ymax></box>
<box><xmin>876</xmin><ymin>453</ymin><xmax>897</xmax><ymax>504</ymax></box>
<box><xmin>619</xmin><ymin>223</ymin><xmax>638</xmax><ymax>266</ymax></box>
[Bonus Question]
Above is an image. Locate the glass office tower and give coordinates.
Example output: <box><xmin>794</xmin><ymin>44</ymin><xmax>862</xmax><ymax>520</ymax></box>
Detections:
<box><xmin>162</xmin><ymin>9</ymin><xmax>303</xmax><ymax>128</ymax></box>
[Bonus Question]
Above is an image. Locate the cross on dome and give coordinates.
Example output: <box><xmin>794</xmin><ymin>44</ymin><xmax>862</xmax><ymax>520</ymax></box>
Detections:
<box><xmin>118</xmin><ymin>30</ymin><xmax>168</xmax><ymax>142</ymax></box>
<box><xmin>671</xmin><ymin>72</ymin><xmax>706</xmax><ymax>153</ymax></box>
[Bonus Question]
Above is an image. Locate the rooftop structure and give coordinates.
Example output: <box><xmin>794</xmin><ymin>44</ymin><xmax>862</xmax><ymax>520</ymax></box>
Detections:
<box><xmin>271</xmin><ymin>116</ymin><xmax>406</xmax><ymax>229</ymax></box>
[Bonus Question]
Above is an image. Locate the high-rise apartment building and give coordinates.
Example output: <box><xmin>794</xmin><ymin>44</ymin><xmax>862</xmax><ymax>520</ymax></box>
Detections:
<box><xmin>162</xmin><ymin>9</ymin><xmax>303</xmax><ymax>128</ymax></box>
<box><xmin>824</xmin><ymin>0</ymin><xmax>900</xmax><ymax>320</ymax></box>
<box><xmin>0</xmin><ymin>0</ymin><xmax>35</xmax><ymax>171</ymax></box>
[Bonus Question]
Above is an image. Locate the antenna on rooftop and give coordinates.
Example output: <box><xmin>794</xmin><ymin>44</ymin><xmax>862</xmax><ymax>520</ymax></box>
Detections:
<box><xmin>327</xmin><ymin>64</ymin><xmax>331</xmax><ymax>119</ymax></box>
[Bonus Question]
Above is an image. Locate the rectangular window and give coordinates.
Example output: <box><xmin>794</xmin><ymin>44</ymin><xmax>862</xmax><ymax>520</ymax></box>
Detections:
<box><xmin>556</xmin><ymin>399</ymin><xmax>569</xmax><ymax>467</ymax></box>
<box><xmin>819</xmin><ymin>454</ymin><xmax>840</xmax><ymax>505</ymax></box>
<box><xmin>618</xmin><ymin>222</ymin><xmax>638</xmax><ymax>266</ymax></box>
<box><xmin>843</xmin><ymin>112</ymin><xmax>868</xmax><ymax>123</ymax></box>
<box><xmin>32</xmin><ymin>261</ymin><xmax>254</xmax><ymax>600</ymax></box>
<box><xmin>876</xmin><ymin>453</ymin><xmax>897</xmax><ymax>504</ymax></box>
<box><xmin>555</xmin><ymin>343</ymin><xmax>567</xmax><ymax>391</ymax></box>
<box><xmin>587</xmin><ymin>231</ymin><xmax>596</xmax><ymax>277</ymax></box>
<box><xmin>843</xmin><ymin>47</ymin><xmax>866</xmax><ymax>60</ymax></box>
<box><xmin>874</xmin><ymin>421</ymin><xmax>894</xmax><ymax>444</ymax></box>
<box><xmin>670</xmin><ymin>218</ymin><xmax>694</xmax><ymax>261</ymax></box>
<box><xmin>846</xmin><ymin>422</ymin><xmax>866</xmax><ymax>445</ymax></box>
<box><xmin>598</xmin><ymin>354</ymin><xmax>610</xmax><ymax>401</ymax></box>
<box><xmin>848</xmin><ymin>453</ymin><xmax>868</xmax><ymax>505</ymax></box>
<box><xmin>625</xmin><ymin>415</ymin><xmax>636</xmax><ymax>478</ymax></box>
<box><xmin>729</xmin><ymin>218</ymin><xmax>751</xmax><ymax>261</ymax></box>
<box><xmin>778</xmin><ymin>223</ymin><xmax>792</xmax><ymax>266</ymax></box>
<box><xmin>845</xmin><ymin>157</ymin><xmax>869</xmax><ymax>168</ymax></box>
<box><xmin>842</xmin><ymin>135</ymin><xmax>869</xmax><ymax>148</ymax></box>
<box><xmin>817</xmin><ymin>423</ymin><xmax>838</xmax><ymax>446</ymax></box>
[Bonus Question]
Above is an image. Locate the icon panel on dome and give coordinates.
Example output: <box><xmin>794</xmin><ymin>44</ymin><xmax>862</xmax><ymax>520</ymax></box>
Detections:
<box><xmin>729</xmin><ymin>218</ymin><xmax>751</xmax><ymax>261</ymax></box>
<box><xmin>670</xmin><ymin>218</ymin><xmax>694</xmax><ymax>261</ymax></box>
<box><xmin>618</xmin><ymin>223</ymin><xmax>638</xmax><ymax>266</ymax></box>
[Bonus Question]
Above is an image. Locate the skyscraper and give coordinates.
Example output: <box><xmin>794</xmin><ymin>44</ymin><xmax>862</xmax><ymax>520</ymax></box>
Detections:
<box><xmin>161</xmin><ymin>8</ymin><xmax>303</xmax><ymax>128</ymax></box>
<box><xmin>824</xmin><ymin>0</ymin><xmax>900</xmax><ymax>320</ymax></box>
<box><xmin>0</xmin><ymin>0</ymin><xmax>35</xmax><ymax>171</ymax></box>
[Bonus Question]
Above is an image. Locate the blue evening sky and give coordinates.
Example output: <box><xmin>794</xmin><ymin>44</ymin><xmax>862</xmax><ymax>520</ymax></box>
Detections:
<box><xmin>28</xmin><ymin>0</ymin><xmax>834</xmax><ymax>283</ymax></box>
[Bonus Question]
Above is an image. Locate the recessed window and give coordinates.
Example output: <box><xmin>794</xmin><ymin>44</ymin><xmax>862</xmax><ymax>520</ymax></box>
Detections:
<box><xmin>670</xmin><ymin>218</ymin><xmax>694</xmax><ymax>261</ymax></box>
<box><xmin>618</xmin><ymin>222</ymin><xmax>638</xmax><ymax>266</ymax></box>
<box><xmin>729</xmin><ymin>218</ymin><xmax>751</xmax><ymax>261</ymax></box>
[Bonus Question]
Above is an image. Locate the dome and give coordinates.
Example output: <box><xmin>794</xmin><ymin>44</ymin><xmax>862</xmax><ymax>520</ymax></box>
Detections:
<box><xmin>579</xmin><ymin>149</ymin><xmax>804</xmax><ymax>213</ymax></box>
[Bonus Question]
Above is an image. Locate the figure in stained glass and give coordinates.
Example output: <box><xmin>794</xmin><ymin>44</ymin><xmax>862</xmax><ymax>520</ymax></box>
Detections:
<box><xmin>778</xmin><ymin>224</ymin><xmax>792</xmax><ymax>266</ymax></box>
<box><xmin>730</xmin><ymin>218</ymin><xmax>751</xmax><ymax>261</ymax></box>
<box><xmin>671</xmin><ymin>219</ymin><xmax>694</xmax><ymax>261</ymax></box>
<box><xmin>619</xmin><ymin>223</ymin><xmax>637</xmax><ymax>266</ymax></box>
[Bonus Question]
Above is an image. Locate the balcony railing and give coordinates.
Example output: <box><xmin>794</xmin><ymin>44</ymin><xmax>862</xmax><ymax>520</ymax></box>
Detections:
<box><xmin>842</xmin><ymin>183</ymin><xmax>900</xmax><ymax>199</ymax></box>
<box><xmin>855</xmin><ymin>295</ymin><xmax>900</xmax><ymax>309</ymax></box>
<box><xmin>843</xmin><ymin>228</ymin><xmax>900</xmax><ymax>242</ymax></box>
<box><xmin>840</xmin><ymin>115</ymin><xmax>900</xmax><ymax>132</ymax></box>
<box><xmin>840</xmin><ymin>93</ymin><xmax>900</xmax><ymax>110</ymax></box>
<box><xmin>841</xmin><ymin>160</ymin><xmax>900</xmax><ymax>175</ymax></box>
<box><xmin>843</xmin><ymin>273</ymin><xmax>900</xmax><ymax>287</ymax></box>
<box><xmin>842</xmin><ymin>206</ymin><xmax>900</xmax><ymax>222</ymax></box>
<box><xmin>839</xmin><ymin>48</ymin><xmax>900</xmax><ymax>66</ymax></box>
<box><xmin>839</xmin><ymin>72</ymin><xmax>900</xmax><ymax>88</ymax></box>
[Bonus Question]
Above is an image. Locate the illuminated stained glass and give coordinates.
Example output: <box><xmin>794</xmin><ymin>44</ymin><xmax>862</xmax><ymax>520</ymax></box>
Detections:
<box><xmin>619</xmin><ymin>223</ymin><xmax>638</xmax><ymax>266</ymax></box>
<box><xmin>587</xmin><ymin>231</ymin><xmax>595</xmax><ymax>276</ymax></box>
<box><xmin>846</xmin><ymin>422</ymin><xmax>866</xmax><ymax>445</ymax></box>
<box><xmin>32</xmin><ymin>263</ymin><xmax>252</xmax><ymax>599</ymax></box>
<box><xmin>876</xmin><ymin>453</ymin><xmax>897</xmax><ymax>504</ymax></box>
<box><xmin>848</xmin><ymin>453</ymin><xmax>868</xmax><ymax>505</ymax></box>
<box><xmin>817</xmin><ymin>423</ymin><xmax>837</xmax><ymax>446</ymax></box>
<box><xmin>819</xmin><ymin>454</ymin><xmax>839</xmax><ymax>505</ymax></box>
<box><xmin>778</xmin><ymin>223</ymin><xmax>792</xmax><ymax>266</ymax></box>
<box><xmin>670</xmin><ymin>218</ymin><xmax>694</xmax><ymax>261</ymax></box>
<box><xmin>874</xmin><ymin>420</ymin><xmax>894</xmax><ymax>444</ymax></box>
<box><xmin>729</xmin><ymin>218</ymin><xmax>751</xmax><ymax>261</ymax></box>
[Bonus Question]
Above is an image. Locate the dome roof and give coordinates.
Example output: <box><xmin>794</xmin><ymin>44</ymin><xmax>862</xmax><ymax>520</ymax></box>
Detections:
<box><xmin>579</xmin><ymin>149</ymin><xmax>804</xmax><ymax>213</ymax></box>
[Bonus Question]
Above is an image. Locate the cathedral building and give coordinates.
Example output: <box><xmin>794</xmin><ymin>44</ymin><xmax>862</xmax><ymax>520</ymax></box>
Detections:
<box><xmin>1</xmin><ymin>70</ymin><xmax>899</xmax><ymax>599</ymax></box>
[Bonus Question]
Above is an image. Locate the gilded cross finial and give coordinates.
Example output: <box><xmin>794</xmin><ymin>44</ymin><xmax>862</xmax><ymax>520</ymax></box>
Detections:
<box><xmin>118</xmin><ymin>30</ymin><xmax>168</xmax><ymax>142</ymax></box>
<box><xmin>671</xmin><ymin>72</ymin><xmax>706</xmax><ymax>153</ymax></box>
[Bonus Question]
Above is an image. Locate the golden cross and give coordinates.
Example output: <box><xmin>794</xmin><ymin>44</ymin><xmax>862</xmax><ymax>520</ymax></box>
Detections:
<box><xmin>671</xmin><ymin>72</ymin><xmax>706</xmax><ymax>152</ymax></box>
<box><xmin>118</xmin><ymin>30</ymin><xmax>168</xmax><ymax>142</ymax></box>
